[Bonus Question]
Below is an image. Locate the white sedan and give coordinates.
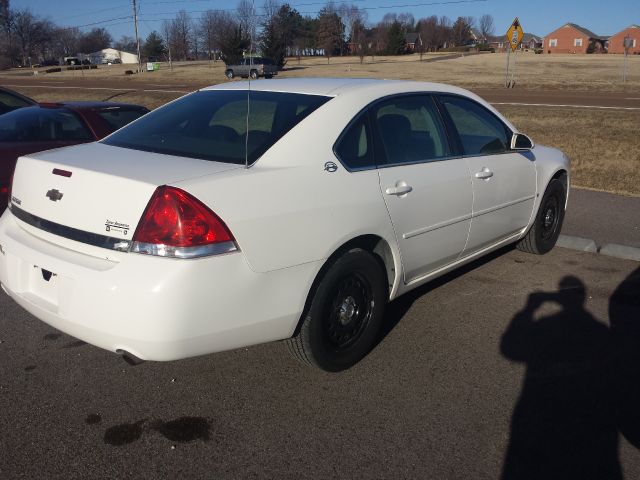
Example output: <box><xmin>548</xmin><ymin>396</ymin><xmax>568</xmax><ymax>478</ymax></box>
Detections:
<box><xmin>0</xmin><ymin>79</ymin><xmax>569</xmax><ymax>371</ymax></box>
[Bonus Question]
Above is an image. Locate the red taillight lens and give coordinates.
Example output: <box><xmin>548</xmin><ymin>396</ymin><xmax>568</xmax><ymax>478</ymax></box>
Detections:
<box><xmin>131</xmin><ymin>186</ymin><xmax>236</xmax><ymax>258</ymax></box>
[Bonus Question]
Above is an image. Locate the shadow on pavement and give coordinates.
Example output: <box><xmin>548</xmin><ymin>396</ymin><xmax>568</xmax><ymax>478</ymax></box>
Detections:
<box><xmin>500</xmin><ymin>268</ymin><xmax>640</xmax><ymax>480</ymax></box>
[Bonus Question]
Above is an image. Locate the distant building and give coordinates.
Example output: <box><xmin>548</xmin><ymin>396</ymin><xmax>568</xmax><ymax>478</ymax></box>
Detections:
<box><xmin>543</xmin><ymin>23</ymin><xmax>607</xmax><ymax>54</ymax></box>
<box><xmin>607</xmin><ymin>25</ymin><xmax>640</xmax><ymax>54</ymax></box>
<box><xmin>404</xmin><ymin>32</ymin><xmax>423</xmax><ymax>52</ymax></box>
<box><xmin>81</xmin><ymin>48</ymin><xmax>139</xmax><ymax>65</ymax></box>
<box><xmin>521</xmin><ymin>33</ymin><xmax>542</xmax><ymax>50</ymax></box>
<box><xmin>486</xmin><ymin>33</ymin><xmax>541</xmax><ymax>52</ymax></box>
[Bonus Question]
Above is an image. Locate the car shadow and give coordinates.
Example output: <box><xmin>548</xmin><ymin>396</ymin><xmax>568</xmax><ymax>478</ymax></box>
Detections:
<box><xmin>377</xmin><ymin>244</ymin><xmax>515</xmax><ymax>343</ymax></box>
<box><xmin>499</xmin><ymin>267</ymin><xmax>640</xmax><ymax>480</ymax></box>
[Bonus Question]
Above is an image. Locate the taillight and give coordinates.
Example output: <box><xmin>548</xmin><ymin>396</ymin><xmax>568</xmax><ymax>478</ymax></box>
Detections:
<box><xmin>131</xmin><ymin>186</ymin><xmax>237</xmax><ymax>259</ymax></box>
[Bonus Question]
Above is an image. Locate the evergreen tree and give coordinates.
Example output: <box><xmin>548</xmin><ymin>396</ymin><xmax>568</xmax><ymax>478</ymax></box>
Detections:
<box><xmin>385</xmin><ymin>21</ymin><xmax>406</xmax><ymax>55</ymax></box>
<box><xmin>260</xmin><ymin>4</ymin><xmax>303</xmax><ymax>68</ymax></box>
<box><xmin>142</xmin><ymin>31</ymin><xmax>166</xmax><ymax>60</ymax></box>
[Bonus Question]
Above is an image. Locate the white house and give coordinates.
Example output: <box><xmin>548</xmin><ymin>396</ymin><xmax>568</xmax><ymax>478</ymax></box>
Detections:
<box><xmin>82</xmin><ymin>48</ymin><xmax>139</xmax><ymax>65</ymax></box>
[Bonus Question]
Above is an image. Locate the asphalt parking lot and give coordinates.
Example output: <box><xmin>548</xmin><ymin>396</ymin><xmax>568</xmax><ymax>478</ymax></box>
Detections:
<box><xmin>1</xmin><ymin>246</ymin><xmax>638</xmax><ymax>479</ymax></box>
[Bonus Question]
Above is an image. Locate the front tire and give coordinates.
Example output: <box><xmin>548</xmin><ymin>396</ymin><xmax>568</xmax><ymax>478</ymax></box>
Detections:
<box><xmin>249</xmin><ymin>69</ymin><xmax>258</xmax><ymax>79</ymax></box>
<box><xmin>287</xmin><ymin>249</ymin><xmax>387</xmax><ymax>372</ymax></box>
<box><xmin>517</xmin><ymin>178</ymin><xmax>566</xmax><ymax>254</ymax></box>
<box><xmin>225</xmin><ymin>69</ymin><xmax>234</xmax><ymax>79</ymax></box>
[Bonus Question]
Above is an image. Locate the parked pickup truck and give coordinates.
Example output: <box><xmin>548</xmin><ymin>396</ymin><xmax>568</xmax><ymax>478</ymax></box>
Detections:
<box><xmin>225</xmin><ymin>58</ymin><xmax>278</xmax><ymax>79</ymax></box>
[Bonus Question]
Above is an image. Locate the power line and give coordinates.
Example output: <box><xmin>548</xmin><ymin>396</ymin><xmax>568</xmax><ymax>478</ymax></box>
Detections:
<box><xmin>58</xmin><ymin>0</ymin><xmax>487</xmax><ymax>32</ymax></box>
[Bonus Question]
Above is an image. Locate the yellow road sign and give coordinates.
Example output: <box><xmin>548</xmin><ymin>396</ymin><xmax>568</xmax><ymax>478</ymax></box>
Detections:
<box><xmin>506</xmin><ymin>17</ymin><xmax>524</xmax><ymax>52</ymax></box>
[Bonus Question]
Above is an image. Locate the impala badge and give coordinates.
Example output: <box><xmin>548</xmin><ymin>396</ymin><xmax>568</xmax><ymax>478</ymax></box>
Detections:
<box><xmin>324</xmin><ymin>161</ymin><xmax>338</xmax><ymax>173</ymax></box>
<box><xmin>46</xmin><ymin>189</ymin><xmax>63</xmax><ymax>202</ymax></box>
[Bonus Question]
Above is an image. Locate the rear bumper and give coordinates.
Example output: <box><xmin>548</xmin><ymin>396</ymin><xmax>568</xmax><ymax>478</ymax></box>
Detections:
<box><xmin>0</xmin><ymin>211</ymin><xmax>320</xmax><ymax>361</ymax></box>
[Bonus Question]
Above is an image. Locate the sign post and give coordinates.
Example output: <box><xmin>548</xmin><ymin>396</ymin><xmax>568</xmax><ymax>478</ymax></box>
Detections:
<box><xmin>623</xmin><ymin>35</ymin><xmax>632</xmax><ymax>83</ymax></box>
<box><xmin>504</xmin><ymin>17</ymin><xmax>524</xmax><ymax>88</ymax></box>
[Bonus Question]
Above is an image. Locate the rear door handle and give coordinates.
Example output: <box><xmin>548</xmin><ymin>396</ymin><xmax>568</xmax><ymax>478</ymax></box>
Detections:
<box><xmin>385</xmin><ymin>184</ymin><xmax>413</xmax><ymax>196</ymax></box>
<box><xmin>475</xmin><ymin>168</ymin><xmax>494</xmax><ymax>180</ymax></box>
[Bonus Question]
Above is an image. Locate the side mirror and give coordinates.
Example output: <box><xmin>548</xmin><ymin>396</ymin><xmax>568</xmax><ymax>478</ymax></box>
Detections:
<box><xmin>511</xmin><ymin>133</ymin><xmax>534</xmax><ymax>150</ymax></box>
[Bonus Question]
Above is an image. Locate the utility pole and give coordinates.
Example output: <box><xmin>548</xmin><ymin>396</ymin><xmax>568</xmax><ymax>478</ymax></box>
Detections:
<box><xmin>132</xmin><ymin>0</ymin><xmax>143</xmax><ymax>73</ymax></box>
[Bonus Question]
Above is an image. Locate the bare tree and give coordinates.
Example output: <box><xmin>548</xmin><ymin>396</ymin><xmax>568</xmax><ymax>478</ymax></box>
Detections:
<box><xmin>262</xmin><ymin>0</ymin><xmax>281</xmax><ymax>21</ymax></box>
<box><xmin>479</xmin><ymin>14</ymin><xmax>494</xmax><ymax>43</ymax></box>
<box><xmin>397</xmin><ymin>12</ymin><xmax>415</xmax><ymax>31</ymax></box>
<box><xmin>419</xmin><ymin>15</ymin><xmax>439</xmax><ymax>51</ymax></box>
<box><xmin>169</xmin><ymin>10</ymin><xmax>191</xmax><ymax>60</ymax></box>
<box><xmin>236</xmin><ymin>0</ymin><xmax>257</xmax><ymax>52</ymax></box>
<box><xmin>437</xmin><ymin>16</ymin><xmax>452</xmax><ymax>49</ymax></box>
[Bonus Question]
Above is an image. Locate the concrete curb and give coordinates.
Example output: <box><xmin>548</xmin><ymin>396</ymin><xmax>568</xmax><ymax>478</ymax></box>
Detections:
<box><xmin>600</xmin><ymin>243</ymin><xmax>640</xmax><ymax>262</ymax></box>
<box><xmin>556</xmin><ymin>235</ymin><xmax>640</xmax><ymax>262</ymax></box>
<box><xmin>556</xmin><ymin>235</ymin><xmax>598</xmax><ymax>253</ymax></box>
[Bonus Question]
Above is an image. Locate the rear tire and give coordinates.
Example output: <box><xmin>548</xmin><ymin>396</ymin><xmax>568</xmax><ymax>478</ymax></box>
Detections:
<box><xmin>287</xmin><ymin>249</ymin><xmax>387</xmax><ymax>372</ymax></box>
<box><xmin>517</xmin><ymin>178</ymin><xmax>565</xmax><ymax>255</ymax></box>
<box><xmin>225</xmin><ymin>69</ymin><xmax>234</xmax><ymax>79</ymax></box>
<box><xmin>249</xmin><ymin>69</ymin><xmax>258</xmax><ymax>79</ymax></box>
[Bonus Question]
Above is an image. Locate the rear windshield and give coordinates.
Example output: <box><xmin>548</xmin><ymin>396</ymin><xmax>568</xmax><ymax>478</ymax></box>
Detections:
<box><xmin>102</xmin><ymin>90</ymin><xmax>331</xmax><ymax>165</ymax></box>
<box><xmin>0</xmin><ymin>106</ymin><xmax>92</xmax><ymax>141</ymax></box>
<box><xmin>95</xmin><ymin>107</ymin><xmax>148</xmax><ymax>131</ymax></box>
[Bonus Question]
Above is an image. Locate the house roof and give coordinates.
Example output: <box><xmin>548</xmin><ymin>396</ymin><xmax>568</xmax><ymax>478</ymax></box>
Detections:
<box><xmin>522</xmin><ymin>33</ymin><xmax>541</xmax><ymax>42</ymax></box>
<box><xmin>404</xmin><ymin>32</ymin><xmax>421</xmax><ymax>44</ymax></box>
<box><xmin>551</xmin><ymin>23</ymin><xmax>605</xmax><ymax>40</ymax></box>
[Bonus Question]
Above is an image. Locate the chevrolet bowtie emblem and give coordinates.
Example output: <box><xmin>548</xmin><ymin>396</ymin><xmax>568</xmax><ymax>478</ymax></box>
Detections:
<box><xmin>46</xmin><ymin>189</ymin><xmax>63</xmax><ymax>202</ymax></box>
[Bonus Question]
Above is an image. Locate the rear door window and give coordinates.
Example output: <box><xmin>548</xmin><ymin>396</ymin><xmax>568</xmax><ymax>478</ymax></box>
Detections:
<box><xmin>103</xmin><ymin>90</ymin><xmax>331</xmax><ymax>165</ymax></box>
<box><xmin>372</xmin><ymin>95</ymin><xmax>451</xmax><ymax>165</ymax></box>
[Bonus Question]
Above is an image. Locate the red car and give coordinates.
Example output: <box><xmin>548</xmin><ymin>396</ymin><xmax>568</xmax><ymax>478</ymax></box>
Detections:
<box><xmin>0</xmin><ymin>101</ymin><xmax>149</xmax><ymax>212</ymax></box>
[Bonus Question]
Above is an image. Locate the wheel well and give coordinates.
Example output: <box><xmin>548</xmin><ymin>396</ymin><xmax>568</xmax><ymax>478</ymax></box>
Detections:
<box><xmin>552</xmin><ymin>170</ymin><xmax>568</xmax><ymax>195</ymax></box>
<box><xmin>293</xmin><ymin>235</ymin><xmax>397</xmax><ymax>336</ymax></box>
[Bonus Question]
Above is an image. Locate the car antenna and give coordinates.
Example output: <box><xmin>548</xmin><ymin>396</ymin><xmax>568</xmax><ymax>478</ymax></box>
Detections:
<box><xmin>244</xmin><ymin>0</ymin><xmax>256</xmax><ymax>170</ymax></box>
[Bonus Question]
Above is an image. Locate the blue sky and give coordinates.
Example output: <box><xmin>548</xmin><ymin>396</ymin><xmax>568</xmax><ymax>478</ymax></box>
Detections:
<box><xmin>14</xmin><ymin>0</ymin><xmax>640</xmax><ymax>40</ymax></box>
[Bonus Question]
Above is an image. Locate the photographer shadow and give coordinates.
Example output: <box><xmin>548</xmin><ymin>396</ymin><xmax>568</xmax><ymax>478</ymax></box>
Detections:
<box><xmin>500</xmin><ymin>276</ymin><xmax>621</xmax><ymax>480</ymax></box>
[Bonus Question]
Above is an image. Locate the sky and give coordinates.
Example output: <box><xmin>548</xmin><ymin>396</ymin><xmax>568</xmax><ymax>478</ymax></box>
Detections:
<box><xmin>13</xmin><ymin>0</ymin><xmax>640</xmax><ymax>41</ymax></box>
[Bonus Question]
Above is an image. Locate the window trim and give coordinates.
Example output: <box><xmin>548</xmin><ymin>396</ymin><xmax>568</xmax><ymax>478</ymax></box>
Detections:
<box><xmin>433</xmin><ymin>93</ymin><xmax>514</xmax><ymax>159</ymax></box>
<box><xmin>574</xmin><ymin>38</ymin><xmax>583</xmax><ymax>47</ymax></box>
<box><xmin>549</xmin><ymin>38</ymin><xmax>558</xmax><ymax>47</ymax></box>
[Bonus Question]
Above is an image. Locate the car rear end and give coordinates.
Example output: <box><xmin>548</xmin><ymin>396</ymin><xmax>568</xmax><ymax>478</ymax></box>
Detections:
<box><xmin>0</xmin><ymin>88</ymin><xmax>332</xmax><ymax>361</ymax></box>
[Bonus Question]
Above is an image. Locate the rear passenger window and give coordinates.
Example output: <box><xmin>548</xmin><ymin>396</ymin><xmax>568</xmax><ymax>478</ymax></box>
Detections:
<box><xmin>439</xmin><ymin>95</ymin><xmax>511</xmax><ymax>155</ymax></box>
<box><xmin>373</xmin><ymin>95</ymin><xmax>450</xmax><ymax>165</ymax></box>
<box><xmin>334</xmin><ymin>114</ymin><xmax>374</xmax><ymax>170</ymax></box>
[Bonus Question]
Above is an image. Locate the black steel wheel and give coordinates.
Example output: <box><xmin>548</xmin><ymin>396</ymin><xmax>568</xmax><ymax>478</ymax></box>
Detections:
<box><xmin>517</xmin><ymin>178</ymin><xmax>566</xmax><ymax>255</ymax></box>
<box><xmin>287</xmin><ymin>249</ymin><xmax>387</xmax><ymax>372</ymax></box>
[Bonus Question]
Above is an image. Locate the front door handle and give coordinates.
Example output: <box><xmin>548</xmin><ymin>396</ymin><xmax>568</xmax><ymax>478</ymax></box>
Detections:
<box><xmin>475</xmin><ymin>168</ymin><xmax>494</xmax><ymax>180</ymax></box>
<box><xmin>385</xmin><ymin>183</ymin><xmax>413</xmax><ymax>196</ymax></box>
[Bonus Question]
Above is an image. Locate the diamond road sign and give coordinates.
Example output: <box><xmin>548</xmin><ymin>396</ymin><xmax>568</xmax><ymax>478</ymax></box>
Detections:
<box><xmin>506</xmin><ymin>17</ymin><xmax>524</xmax><ymax>52</ymax></box>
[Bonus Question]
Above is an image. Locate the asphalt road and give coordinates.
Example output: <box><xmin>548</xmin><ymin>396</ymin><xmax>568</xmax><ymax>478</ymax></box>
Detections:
<box><xmin>1</xmin><ymin>247</ymin><xmax>639</xmax><ymax>479</ymax></box>
<box><xmin>2</xmin><ymin>76</ymin><xmax>640</xmax><ymax>109</ymax></box>
<box><xmin>563</xmin><ymin>188</ymin><xmax>640</xmax><ymax>248</ymax></box>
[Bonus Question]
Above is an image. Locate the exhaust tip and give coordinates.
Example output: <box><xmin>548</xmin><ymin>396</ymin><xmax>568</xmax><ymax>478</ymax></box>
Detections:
<box><xmin>116</xmin><ymin>349</ymin><xmax>145</xmax><ymax>366</ymax></box>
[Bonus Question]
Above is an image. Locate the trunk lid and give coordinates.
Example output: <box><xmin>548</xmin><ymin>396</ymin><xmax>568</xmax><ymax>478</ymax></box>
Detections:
<box><xmin>10</xmin><ymin>142</ymin><xmax>242</xmax><ymax>251</ymax></box>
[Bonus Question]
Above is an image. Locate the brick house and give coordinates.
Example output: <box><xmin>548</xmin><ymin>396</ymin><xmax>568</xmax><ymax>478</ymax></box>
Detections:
<box><xmin>607</xmin><ymin>25</ymin><xmax>640</xmax><ymax>54</ymax></box>
<box><xmin>404</xmin><ymin>33</ymin><xmax>423</xmax><ymax>53</ymax></box>
<box><xmin>544</xmin><ymin>23</ymin><xmax>607</xmax><ymax>53</ymax></box>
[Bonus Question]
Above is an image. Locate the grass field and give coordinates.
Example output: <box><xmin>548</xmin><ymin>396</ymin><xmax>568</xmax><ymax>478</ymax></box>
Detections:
<box><xmin>4</xmin><ymin>52</ymin><xmax>639</xmax><ymax>196</ymax></box>
<box><xmin>5</xmin><ymin>52</ymin><xmax>639</xmax><ymax>92</ymax></box>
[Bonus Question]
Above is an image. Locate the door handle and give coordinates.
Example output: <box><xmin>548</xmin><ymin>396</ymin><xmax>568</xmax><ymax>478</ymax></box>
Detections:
<box><xmin>385</xmin><ymin>184</ymin><xmax>413</xmax><ymax>196</ymax></box>
<box><xmin>475</xmin><ymin>168</ymin><xmax>494</xmax><ymax>180</ymax></box>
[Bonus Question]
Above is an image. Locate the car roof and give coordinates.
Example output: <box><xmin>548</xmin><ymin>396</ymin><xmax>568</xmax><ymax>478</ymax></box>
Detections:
<box><xmin>202</xmin><ymin>77</ymin><xmax>474</xmax><ymax>97</ymax></box>
<box><xmin>37</xmin><ymin>101</ymin><xmax>148</xmax><ymax>110</ymax></box>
